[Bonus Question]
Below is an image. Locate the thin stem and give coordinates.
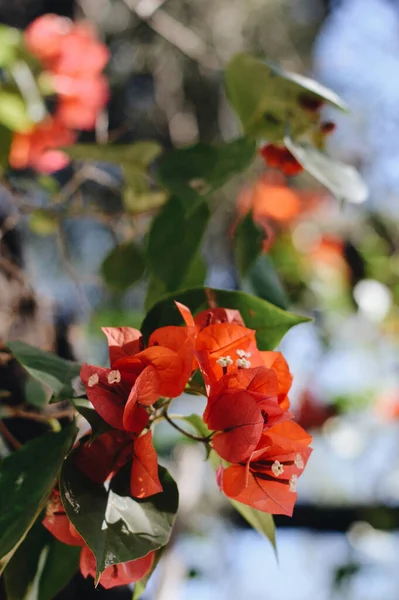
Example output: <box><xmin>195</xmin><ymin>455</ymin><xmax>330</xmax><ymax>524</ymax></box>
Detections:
<box><xmin>162</xmin><ymin>410</ymin><xmax>211</xmax><ymax>443</ymax></box>
<box><xmin>0</xmin><ymin>419</ymin><xmax>22</xmax><ymax>450</ymax></box>
<box><xmin>4</xmin><ymin>408</ymin><xmax>76</xmax><ymax>423</ymax></box>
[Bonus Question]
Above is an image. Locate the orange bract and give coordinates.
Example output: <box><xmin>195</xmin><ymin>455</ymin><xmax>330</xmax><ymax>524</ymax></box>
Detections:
<box><xmin>80</xmin><ymin>546</ymin><xmax>155</xmax><ymax>589</ymax></box>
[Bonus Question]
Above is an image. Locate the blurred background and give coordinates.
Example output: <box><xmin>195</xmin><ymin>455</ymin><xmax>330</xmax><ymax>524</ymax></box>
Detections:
<box><xmin>3</xmin><ymin>0</ymin><xmax>399</xmax><ymax>598</ymax></box>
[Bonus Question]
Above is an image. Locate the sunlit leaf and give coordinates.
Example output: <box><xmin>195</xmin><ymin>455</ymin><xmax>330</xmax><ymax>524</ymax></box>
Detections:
<box><xmin>8</xmin><ymin>341</ymin><xmax>81</xmax><ymax>401</ymax></box>
<box><xmin>284</xmin><ymin>137</ymin><xmax>368</xmax><ymax>204</ymax></box>
<box><xmin>0</xmin><ymin>90</ymin><xmax>32</xmax><ymax>132</ymax></box>
<box><xmin>229</xmin><ymin>499</ymin><xmax>276</xmax><ymax>551</ymax></box>
<box><xmin>141</xmin><ymin>287</ymin><xmax>310</xmax><ymax>349</ymax></box>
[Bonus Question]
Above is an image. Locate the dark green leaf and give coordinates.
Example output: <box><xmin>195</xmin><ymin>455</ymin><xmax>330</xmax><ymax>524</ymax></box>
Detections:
<box><xmin>157</xmin><ymin>138</ymin><xmax>256</xmax><ymax>196</ymax></box>
<box><xmin>241</xmin><ymin>254</ymin><xmax>288</xmax><ymax>310</ymax></box>
<box><xmin>234</xmin><ymin>211</ymin><xmax>264</xmax><ymax>276</ymax></box>
<box><xmin>101</xmin><ymin>241</ymin><xmax>146</xmax><ymax>292</ymax></box>
<box><xmin>141</xmin><ymin>287</ymin><xmax>309</xmax><ymax>350</ymax></box>
<box><xmin>4</xmin><ymin>518</ymin><xmax>80</xmax><ymax>600</ymax></box>
<box><xmin>8</xmin><ymin>341</ymin><xmax>81</xmax><ymax>401</ymax></box>
<box><xmin>147</xmin><ymin>196</ymin><xmax>210</xmax><ymax>291</ymax></box>
<box><xmin>225</xmin><ymin>53</ymin><xmax>346</xmax><ymax>140</ymax></box>
<box><xmin>72</xmin><ymin>401</ymin><xmax>111</xmax><ymax>442</ymax></box>
<box><xmin>284</xmin><ymin>137</ymin><xmax>368</xmax><ymax>204</ymax></box>
<box><xmin>38</xmin><ymin>538</ymin><xmax>80</xmax><ymax>600</ymax></box>
<box><xmin>60</xmin><ymin>459</ymin><xmax>178</xmax><ymax>580</ymax></box>
<box><xmin>0</xmin><ymin>424</ymin><xmax>77</xmax><ymax>572</ymax></box>
<box><xmin>229</xmin><ymin>499</ymin><xmax>276</xmax><ymax>551</ymax></box>
<box><xmin>0</xmin><ymin>125</ymin><xmax>11</xmax><ymax>174</ymax></box>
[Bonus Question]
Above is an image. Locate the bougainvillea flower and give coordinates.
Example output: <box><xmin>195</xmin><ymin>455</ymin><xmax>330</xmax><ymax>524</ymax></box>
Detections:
<box><xmin>43</xmin><ymin>489</ymin><xmax>83</xmax><ymax>546</ymax></box>
<box><xmin>260</xmin><ymin>351</ymin><xmax>293</xmax><ymax>410</ymax></box>
<box><xmin>80</xmin><ymin>363</ymin><xmax>149</xmax><ymax>431</ymax></box>
<box><xmin>205</xmin><ymin>389</ymin><xmax>264</xmax><ymax>463</ymax></box>
<box><xmin>74</xmin><ymin>430</ymin><xmax>134</xmax><ymax>484</ymax></box>
<box><xmin>80</xmin><ymin>545</ymin><xmax>155</xmax><ymax>589</ymax></box>
<box><xmin>204</xmin><ymin>366</ymin><xmax>293</xmax><ymax>426</ymax></box>
<box><xmin>51</xmin><ymin>22</ymin><xmax>109</xmax><ymax>77</ymax></box>
<box><xmin>130</xmin><ymin>430</ymin><xmax>162</xmax><ymax>498</ymax></box>
<box><xmin>9</xmin><ymin>116</ymin><xmax>75</xmax><ymax>172</ymax></box>
<box><xmin>194</xmin><ymin>323</ymin><xmax>264</xmax><ymax>391</ymax></box>
<box><xmin>220</xmin><ymin>421</ymin><xmax>312</xmax><ymax>516</ymax></box>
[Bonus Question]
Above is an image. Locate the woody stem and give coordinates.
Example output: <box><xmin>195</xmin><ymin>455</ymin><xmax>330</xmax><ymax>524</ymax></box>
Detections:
<box><xmin>162</xmin><ymin>409</ymin><xmax>211</xmax><ymax>443</ymax></box>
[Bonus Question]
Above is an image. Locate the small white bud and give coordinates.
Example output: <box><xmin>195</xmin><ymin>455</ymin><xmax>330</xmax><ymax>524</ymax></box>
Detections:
<box><xmin>295</xmin><ymin>453</ymin><xmax>304</xmax><ymax>470</ymax></box>
<box><xmin>236</xmin><ymin>357</ymin><xmax>251</xmax><ymax>369</ymax></box>
<box><xmin>289</xmin><ymin>475</ymin><xmax>298</xmax><ymax>492</ymax></box>
<box><xmin>271</xmin><ymin>460</ymin><xmax>284</xmax><ymax>477</ymax></box>
<box><xmin>107</xmin><ymin>370</ymin><xmax>121</xmax><ymax>384</ymax></box>
<box><xmin>88</xmin><ymin>373</ymin><xmax>99</xmax><ymax>388</ymax></box>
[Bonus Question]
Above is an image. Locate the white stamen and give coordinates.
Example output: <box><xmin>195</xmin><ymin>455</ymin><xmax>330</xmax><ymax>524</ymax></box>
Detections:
<box><xmin>289</xmin><ymin>474</ymin><xmax>298</xmax><ymax>492</ymax></box>
<box><xmin>295</xmin><ymin>453</ymin><xmax>304</xmax><ymax>470</ymax></box>
<box><xmin>236</xmin><ymin>357</ymin><xmax>251</xmax><ymax>369</ymax></box>
<box><xmin>216</xmin><ymin>355</ymin><xmax>233</xmax><ymax>368</ymax></box>
<box><xmin>271</xmin><ymin>460</ymin><xmax>284</xmax><ymax>477</ymax></box>
<box><xmin>107</xmin><ymin>370</ymin><xmax>121</xmax><ymax>384</ymax></box>
<box><xmin>88</xmin><ymin>373</ymin><xmax>99</xmax><ymax>388</ymax></box>
<box><xmin>236</xmin><ymin>349</ymin><xmax>252</xmax><ymax>359</ymax></box>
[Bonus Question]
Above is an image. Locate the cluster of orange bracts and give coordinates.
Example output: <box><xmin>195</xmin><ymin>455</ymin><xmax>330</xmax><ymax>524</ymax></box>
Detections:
<box><xmin>9</xmin><ymin>14</ymin><xmax>109</xmax><ymax>172</ymax></box>
<box><xmin>43</xmin><ymin>302</ymin><xmax>311</xmax><ymax>588</ymax></box>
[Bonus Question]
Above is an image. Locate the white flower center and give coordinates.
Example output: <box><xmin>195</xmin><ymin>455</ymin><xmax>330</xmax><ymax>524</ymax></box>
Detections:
<box><xmin>88</xmin><ymin>373</ymin><xmax>99</xmax><ymax>388</ymax></box>
<box><xmin>295</xmin><ymin>453</ymin><xmax>304</xmax><ymax>470</ymax></box>
<box><xmin>236</xmin><ymin>357</ymin><xmax>251</xmax><ymax>369</ymax></box>
<box><xmin>216</xmin><ymin>355</ymin><xmax>233</xmax><ymax>368</ymax></box>
<box><xmin>289</xmin><ymin>474</ymin><xmax>298</xmax><ymax>492</ymax></box>
<box><xmin>271</xmin><ymin>460</ymin><xmax>284</xmax><ymax>477</ymax></box>
<box><xmin>107</xmin><ymin>370</ymin><xmax>121</xmax><ymax>384</ymax></box>
<box><xmin>236</xmin><ymin>349</ymin><xmax>251</xmax><ymax>358</ymax></box>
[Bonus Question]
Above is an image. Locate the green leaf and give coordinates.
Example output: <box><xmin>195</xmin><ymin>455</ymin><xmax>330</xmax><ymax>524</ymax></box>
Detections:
<box><xmin>181</xmin><ymin>414</ymin><xmax>211</xmax><ymax>439</ymax></box>
<box><xmin>229</xmin><ymin>499</ymin><xmax>276</xmax><ymax>551</ymax></box>
<box><xmin>225</xmin><ymin>53</ymin><xmax>347</xmax><ymax>140</ymax></box>
<box><xmin>141</xmin><ymin>287</ymin><xmax>309</xmax><ymax>350</ymax></box>
<box><xmin>4</xmin><ymin>518</ymin><xmax>80</xmax><ymax>600</ymax></box>
<box><xmin>24</xmin><ymin>377</ymin><xmax>51</xmax><ymax>407</ymax></box>
<box><xmin>8</xmin><ymin>341</ymin><xmax>81</xmax><ymax>401</ymax></box>
<box><xmin>0</xmin><ymin>125</ymin><xmax>12</xmax><ymax>174</ymax></box>
<box><xmin>157</xmin><ymin>137</ymin><xmax>256</xmax><ymax>196</ymax></box>
<box><xmin>147</xmin><ymin>196</ymin><xmax>210</xmax><ymax>291</ymax></box>
<box><xmin>241</xmin><ymin>254</ymin><xmax>288</xmax><ymax>310</ymax></box>
<box><xmin>60</xmin><ymin>459</ymin><xmax>179</xmax><ymax>580</ymax></box>
<box><xmin>234</xmin><ymin>211</ymin><xmax>264</xmax><ymax>276</ymax></box>
<box><xmin>38</xmin><ymin>538</ymin><xmax>80</xmax><ymax>600</ymax></box>
<box><xmin>64</xmin><ymin>141</ymin><xmax>162</xmax><ymax>165</ymax></box>
<box><xmin>0</xmin><ymin>90</ymin><xmax>33</xmax><ymax>132</ymax></box>
<box><xmin>90</xmin><ymin>307</ymin><xmax>143</xmax><ymax>332</ymax></box>
<box><xmin>101</xmin><ymin>241</ymin><xmax>146</xmax><ymax>292</ymax></box>
<box><xmin>72</xmin><ymin>400</ymin><xmax>111</xmax><ymax>442</ymax></box>
<box><xmin>0</xmin><ymin>424</ymin><xmax>77</xmax><ymax>572</ymax></box>
<box><xmin>29</xmin><ymin>210</ymin><xmax>58</xmax><ymax>236</ymax></box>
<box><xmin>284</xmin><ymin>137</ymin><xmax>368</xmax><ymax>205</ymax></box>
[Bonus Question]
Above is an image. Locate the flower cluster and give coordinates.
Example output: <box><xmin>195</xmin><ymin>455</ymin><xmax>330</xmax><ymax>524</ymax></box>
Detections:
<box><xmin>10</xmin><ymin>14</ymin><xmax>109</xmax><ymax>172</ymax></box>
<box><xmin>43</xmin><ymin>302</ymin><xmax>311</xmax><ymax>588</ymax></box>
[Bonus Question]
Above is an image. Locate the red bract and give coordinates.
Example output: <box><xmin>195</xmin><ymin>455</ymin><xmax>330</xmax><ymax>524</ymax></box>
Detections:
<box><xmin>221</xmin><ymin>421</ymin><xmax>312</xmax><ymax>516</ymax></box>
<box><xmin>74</xmin><ymin>430</ymin><xmax>134</xmax><ymax>484</ymax></box>
<box><xmin>43</xmin><ymin>489</ymin><xmax>83</xmax><ymax>546</ymax></box>
<box><xmin>131</xmin><ymin>430</ymin><xmax>162</xmax><ymax>498</ymax></box>
<box><xmin>204</xmin><ymin>367</ymin><xmax>293</xmax><ymax>462</ymax></box>
<box><xmin>260</xmin><ymin>351</ymin><xmax>293</xmax><ymax>410</ymax></box>
<box><xmin>195</xmin><ymin>323</ymin><xmax>263</xmax><ymax>391</ymax></box>
<box><xmin>80</xmin><ymin>545</ymin><xmax>155</xmax><ymax>589</ymax></box>
<box><xmin>194</xmin><ymin>308</ymin><xmax>245</xmax><ymax>331</ymax></box>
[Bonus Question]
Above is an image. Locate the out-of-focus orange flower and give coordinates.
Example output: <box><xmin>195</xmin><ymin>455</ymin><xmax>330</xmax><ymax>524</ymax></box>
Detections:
<box><xmin>9</xmin><ymin>116</ymin><xmax>75</xmax><ymax>172</ymax></box>
<box><xmin>309</xmin><ymin>235</ymin><xmax>346</xmax><ymax>270</ymax></box>
<box><xmin>296</xmin><ymin>388</ymin><xmax>336</xmax><ymax>430</ymax></box>
<box><xmin>260</xmin><ymin>144</ymin><xmax>304</xmax><ymax>177</ymax></box>
<box><xmin>375</xmin><ymin>391</ymin><xmax>399</xmax><ymax>421</ymax></box>
<box><xmin>12</xmin><ymin>14</ymin><xmax>109</xmax><ymax>172</ymax></box>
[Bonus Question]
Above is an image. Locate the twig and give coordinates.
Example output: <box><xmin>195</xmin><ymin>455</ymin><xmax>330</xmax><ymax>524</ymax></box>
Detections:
<box><xmin>122</xmin><ymin>0</ymin><xmax>219</xmax><ymax>70</ymax></box>
<box><xmin>0</xmin><ymin>419</ymin><xmax>22</xmax><ymax>450</ymax></box>
<box><xmin>162</xmin><ymin>409</ymin><xmax>211</xmax><ymax>443</ymax></box>
<box><xmin>4</xmin><ymin>407</ymin><xmax>76</xmax><ymax>423</ymax></box>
